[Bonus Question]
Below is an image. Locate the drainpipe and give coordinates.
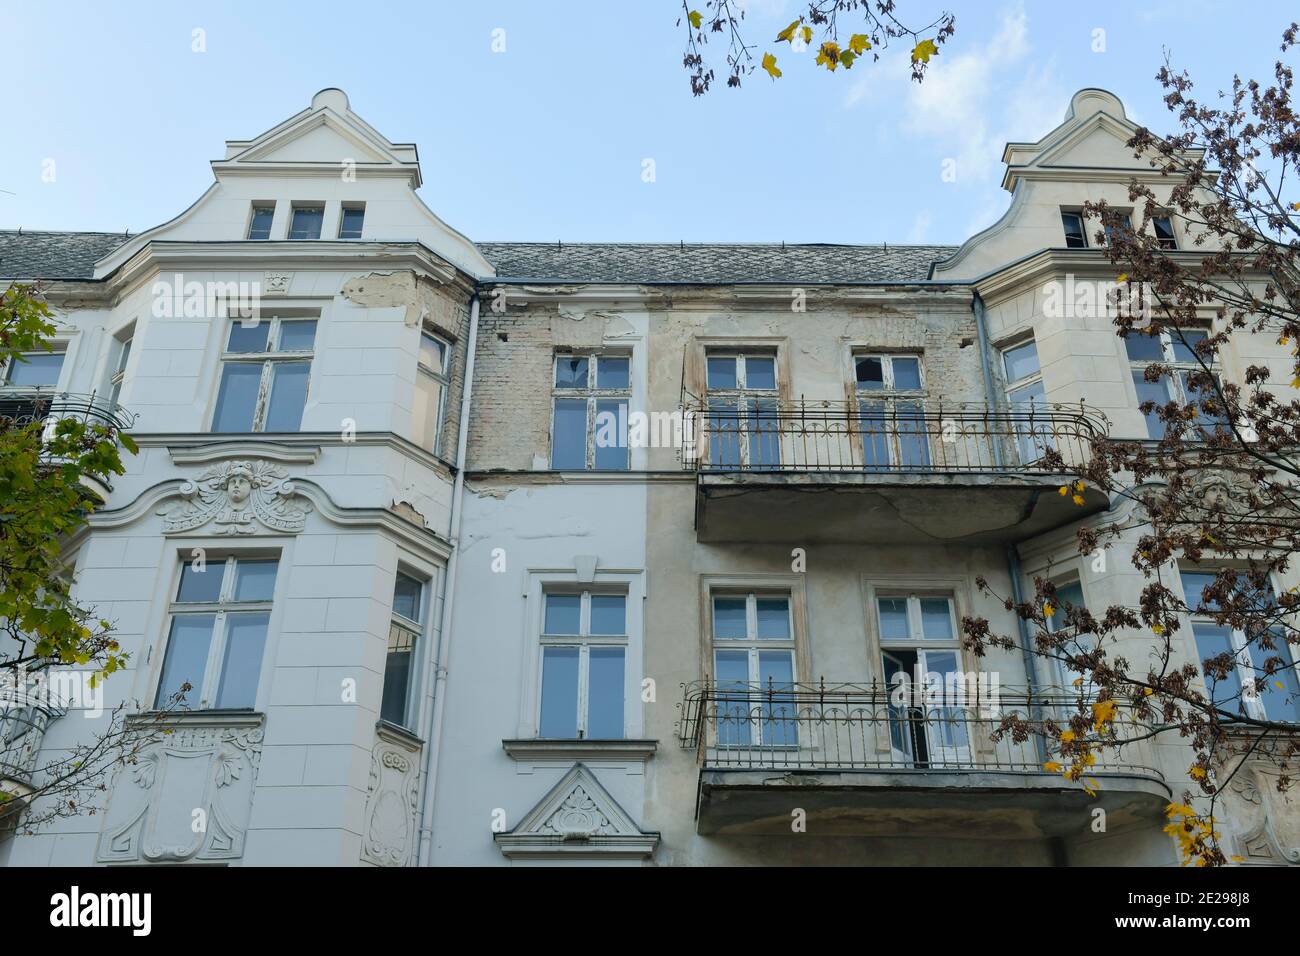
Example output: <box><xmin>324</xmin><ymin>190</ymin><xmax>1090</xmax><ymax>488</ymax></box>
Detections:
<box><xmin>972</xmin><ymin>292</ymin><xmax>1044</xmax><ymax>754</ymax></box>
<box><xmin>416</xmin><ymin>292</ymin><xmax>480</xmax><ymax>867</ymax></box>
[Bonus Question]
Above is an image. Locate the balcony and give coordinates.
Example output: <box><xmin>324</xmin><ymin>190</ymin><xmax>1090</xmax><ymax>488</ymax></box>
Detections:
<box><xmin>0</xmin><ymin>701</ymin><xmax>65</xmax><ymax>832</ymax></box>
<box><xmin>677</xmin><ymin>680</ymin><xmax>1169</xmax><ymax>838</ymax></box>
<box><xmin>679</xmin><ymin>399</ymin><xmax>1108</xmax><ymax>543</ymax></box>
<box><xmin>0</xmin><ymin>387</ymin><xmax>136</xmax><ymax>499</ymax></box>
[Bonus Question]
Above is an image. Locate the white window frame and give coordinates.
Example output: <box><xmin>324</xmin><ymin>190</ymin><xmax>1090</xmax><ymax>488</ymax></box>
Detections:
<box><xmin>154</xmin><ymin>555</ymin><xmax>278</xmax><ymax>711</ymax></box>
<box><xmin>874</xmin><ymin>592</ymin><xmax>970</xmax><ymax>765</ymax></box>
<box><xmin>211</xmin><ymin>313</ymin><xmax>317</xmax><ymax>433</ymax></box>
<box><xmin>1</xmin><ymin>347</ymin><xmax>68</xmax><ymax>389</ymax></box>
<box><xmin>1043</xmin><ymin>576</ymin><xmax>1097</xmax><ymax>695</ymax></box>
<box><xmin>107</xmin><ymin>325</ymin><xmax>134</xmax><ymax>406</ymax></box>
<box><xmin>1152</xmin><ymin>214</ymin><xmax>1178</xmax><ymax>250</ymax></box>
<box><xmin>382</xmin><ymin>570</ymin><xmax>426</xmax><ymax>730</ymax></box>
<box><xmin>1127</xmin><ymin>327</ymin><xmax>1219</xmax><ymax>438</ymax></box>
<box><xmin>415</xmin><ymin>328</ymin><xmax>452</xmax><ymax>455</ymax></box>
<box><xmin>537</xmin><ymin>589</ymin><xmax>630</xmax><ymax>739</ymax></box>
<box><xmin>337</xmin><ymin>203</ymin><xmax>365</xmax><ymax>239</ymax></box>
<box><xmin>709</xmin><ymin>589</ymin><xmax>798</xmax><ymax>749</ymax></box>
<box><xmin>1061</xmin><ymin>209</ymin><xmax>1088</xmax><ymax>248</ymax></box>
<box><xmin>854</xmin><ymin>352</ymin><xmax>930</xmax><ymax>469</ymax></box>
<box><xmin>287</xmin><ymin>203</ymin><xmax>325</xmax><ymax>240</ymax></box>
<box><xmin>550</xmin><ymin>352</ymin><xmax>632</xmax><ymax>470</ymax></box>
<box><xmin>1181</xmin><ymin>570</ymin><xmax>1297</xmax><ymax>723</ymax></box>
<box><xmin>246</xmin><ymin>202</ymin><xmax>276</xmax><ymax>240</ymax></box>
<box><xmin>704</xmin><ymin>349</ymin><xmax>780</xmax><ymax>469</ymax></box>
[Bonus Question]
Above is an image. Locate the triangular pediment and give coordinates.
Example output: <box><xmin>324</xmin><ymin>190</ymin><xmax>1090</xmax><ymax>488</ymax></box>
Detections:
<box><xmin>495</xmin><ymin>763</ymin><xmax>659</xmax><ymax>859</ymax></box>
<box><xmin>233</xmin><ymin>113</ymin><xmax>393</xmax><ymax>165</ymax></box>
<box><xmin>1034</xmin><ymin>113</ymin><xmax>1145</xmax><ymax>170</ymax></box>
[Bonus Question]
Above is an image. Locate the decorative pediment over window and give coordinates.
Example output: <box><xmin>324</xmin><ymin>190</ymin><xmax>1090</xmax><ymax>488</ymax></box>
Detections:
<box><xmin>494</xmin><ymin>763</ymin><xmax>659</xmax><ymax>860</ymax></box>
<box><xmin>158</xmin><ymin>459</ymin><xmax>312</xmax><ymax>536</ymax></box>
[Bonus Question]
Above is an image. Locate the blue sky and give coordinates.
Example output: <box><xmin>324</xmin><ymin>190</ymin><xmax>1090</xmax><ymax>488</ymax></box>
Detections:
<box><xmin>2</xmin><ymin>0</ymin><xmax>1293</xmax><ymax>245</ymax></box>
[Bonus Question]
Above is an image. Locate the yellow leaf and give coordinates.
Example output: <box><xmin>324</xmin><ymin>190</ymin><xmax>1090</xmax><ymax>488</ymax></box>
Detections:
<box><xmin>1144</xmin><ymin>687</ymin><xmax>1155</xmax><ymax>696</ymax></box>
<box><xmin>1292</xmin><ymin>202</ymin><xmax>1300</xmax><ymax>211</ymax></box>
<box><xmin>776</xmin><ymin>19</ymin><xmax>800</xmax><ymax>42</ymax></box>
<box><xmin>688</xmin><ymin>9</ymin><xmax>703</xmax><ymax>29</ymax></box>
<box><xmin>1072</xmin><ymin>494</ymin><xmax>1085</xmax><ymax>506</ymax></box>
<box><xmin>1117</xmin><ymin>273</ymin><xmax>1128</xmax><ymax>283</ymax></box>
<box><xmin>800</xmin><ymin>26</ymin><xmax>812</xmax><ymax>45</ymax></box>
<box><xmin>1043</xmin><ymin>761</ymin><xmax>1063</xmax><ymax>773</ymax></box>
<box><xmin>848</xmin><ymin>33</ymin><xmax>871</xmax><ymax>54</ymax></box>
<box><xmin>1074</xmin><ymin>480</ymin><xmax>1085</xmax><ymax>491</ymax></box>
<box><xmin>1058</xmin><ymin>485</ymin><xmax>1069</xmax><ymax>496</ymax></box>
<box><xmin>1189</xmin><ymin>766</ymin><xmax>1207</xmax><ymax>780</ymax></box>
<box><xmin>761</xmin><ymin>52</ymin><xmax>782</xmax><ymax>79</ymax></box>
<box><xmin>911</xmin><ymin>39</ymin><xmax>939</xmax><ymax>63</ymax></box>
<box><xmin>1152</xmin><ymin>624</ymin><xmax>1165</xmax><ymax>635</ymax></box>
<box><xmin>1092</xmin><ymin>699</ymin><xmax>1117</xmax><ymax>728</ymax></box>
<box><xmin>816</xmin><ymin>42</ymin><xmax>841</xmax><ymax>70</ymax></box>
<box><xmin>1060</xmin><ymin>730</ymin><xmax>1075</xmax><ymax>743</ymax></box>
<box><xmin>1043</xmin><ymin>602</ymin><xmax>1055</xmax><ymax>619</ymax></box>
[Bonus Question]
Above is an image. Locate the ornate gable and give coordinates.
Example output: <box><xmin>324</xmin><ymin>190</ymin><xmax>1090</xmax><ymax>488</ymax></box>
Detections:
<box><xmin>494</xmin><ymin>763</ymin><xmax>659</xmax><ymax>860</ymax></box>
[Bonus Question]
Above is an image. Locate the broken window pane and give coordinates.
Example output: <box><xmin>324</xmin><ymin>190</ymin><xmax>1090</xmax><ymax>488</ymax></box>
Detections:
<box><xmin>554</xmin><ymin>356</ymin><xmax>588</xmax><ymax>389</ymax></box>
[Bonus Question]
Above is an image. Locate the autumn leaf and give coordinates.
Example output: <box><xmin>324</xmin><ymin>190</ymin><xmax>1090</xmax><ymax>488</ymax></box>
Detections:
<box><xmin>1043</xmin><ymin>602</ymin><xmax>1055</xmax><ymax>619</ymax></box>
<box><xmin>840</xmin><ymin>51</ymin><xmax>857</xmax><ymax>69</ymax></box>
<box><xmin>1091</xmin><ymin>699</ymin><xmax>1117</xmax><ymax>730</ymax></box>
<box><xmin>776</xmin><ymin>19</ymin><xmax>800</xmax><ymax>42</ymax></box>
<box><xmin>688</xmin><ymin>9</ymin><xmax>703</xmax><ymax>29</ymax></box>
<box><xmin>848</xmin><ymin>33</ymin><xmax>871</xmax><ymax>54</ymax></box>
<box><xmin>815</xmin><ymin>42</ymin><xmax>841</xmax><ymax>70</ymax></box>
<box><xmin>800</xmin><ymin>26</ymin><xmax>812</xmax><ymax>45</ymax></box>
<box><xmin>911</xmin><ymin>39</ymin><xmax>939</xmax><ymax>64</ymax></box>
<box><xmin>761</xmin><ymin>53</ymin><xmax>782</xmax><ymax>79</ymax></box>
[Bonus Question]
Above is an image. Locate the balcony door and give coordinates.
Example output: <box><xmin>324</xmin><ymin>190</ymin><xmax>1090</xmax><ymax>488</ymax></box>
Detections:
<box><xmin>877</xmin><ymin>595</ymin><xmax>970</xmax><ymax>769</ymax></box>
<box><xmin>854</xmin><ymin>354</ymin><xmax>930</xmax><ymax>470</ymax></box>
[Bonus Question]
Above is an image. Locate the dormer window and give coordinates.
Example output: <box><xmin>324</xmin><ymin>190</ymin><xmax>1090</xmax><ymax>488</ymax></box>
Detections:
<box><xmin>338</xmin><ymin>204</ymin><xmax>365</xmax><ymax>239</ymax></box>
<box><xmin>247</xmin><ymin>204</ymin><xmax>275</xmax><ymax>240</ymax></box>
<box><xmin>288</xmin><ymin>204</ymin><xmax>324</xmax><ymax>240</ymax></box>
<box><xmin>1061</xmin><ymin>211</ymin><xmax>1087</xmax><ymax>248</ymax></box>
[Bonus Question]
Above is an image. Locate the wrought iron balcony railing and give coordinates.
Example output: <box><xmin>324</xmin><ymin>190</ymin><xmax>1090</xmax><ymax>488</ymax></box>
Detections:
<box><xmin>679</xmin><ymin>398</ymin><xmax>1103</xmax><ymax>474</ymax></box>
<box><xmin>0</xmin><ymin>387</ymin><xmax>136</xmax><ymax>433</ymax></box>
<box><xmin>0</xmin><ymin>700</ymin><xmax>65</xmax><ymax>789</ymax></box>
<box><xmin>678</xmin><ymin>679</ymin><xmax>1163</xmax><ymax>782</ymax></box>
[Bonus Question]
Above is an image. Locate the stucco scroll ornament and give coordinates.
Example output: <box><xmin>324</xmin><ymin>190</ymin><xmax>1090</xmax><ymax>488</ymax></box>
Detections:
<box><xmin>541</xmin><ymin>785</ymin><xmax>615</xmax><ymax>839</ymax></box>
<box><xmin>160</xmin><ymin>460</ymin><xmax>311</xmax><ymax>535</ymax></box>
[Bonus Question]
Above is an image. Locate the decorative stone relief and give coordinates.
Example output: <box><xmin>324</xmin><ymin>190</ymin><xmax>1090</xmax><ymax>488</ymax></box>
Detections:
<box><xmin>1227</xmin><ymin>767</ymin><xmax>1300</xmax><ymax>865</ymax></box>
<box><xmin>494</xmin><ymin>762</ymin><xmax>659</xmax><ymax>859</ymax></box>
<box><xmin>361</xmin><ymin>725</ymin><xmax>423</xmax><ymax>867</ymax></box>
<box><xmin>263</xmin><ymin>272</ymin><xmax>293</xmax><ymax>295</ymax></box>
<box><xmin>159</xmin><ymin>460</ymin><xmax>312</xmax><ymax>535</ymax></box>
<box><xmin>96</xmin><ymin>716</ymin><xmax>263</xmax><ymax>864</ymax></box>
<box><xmin>1191</xmin><ymin>468</ymin><xmax>1256</xmax><ymax>514</ymax></box>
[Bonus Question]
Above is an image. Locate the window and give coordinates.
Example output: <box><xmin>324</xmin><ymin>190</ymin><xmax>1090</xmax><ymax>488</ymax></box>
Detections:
<box><xmin>413</xmin><ymin>330</ymin><xmax>451</xmax><ymax>455</ymax></box>
<box><xmin>106</xmin><ymin>326</ymin><xmax>134</xmax><ymax>406</ymax></box>
<box><xmin>382</xmin><ymin>571</ymin><xmax>424</xmax><ymax>728</ymax></box>
<box><xmin>1044</xmin><ymin>579</ymin><xmax>1097</xmax><ymax>693</ymax></box>
<box><xmin>538</xmin><ymin>591</ymin><xmax>627</xmax><ymax>739</ymax></box>
<box><xmin>155</xmin><ymin>556</ymin><xmax>278</xmax><ymax>710</ymax></box>
<box><xmin>550</xmin><ymin>353</ymin><xmax>631</xmax><ymax>470</ymax></box>
<box><xmin>1102</xmin><ymin>211</ymin><xmax>1133</xmax><ymax>246</ymax></box>
<box><xmin>1126</xmin><ymin>328</ymin><xmax>1222</xmax><ymax>438</ymax></box>
<box><xmin>855</xmin><ymin>353</ymin><xmax>928</xmax><ymax>469</ymax></box>
<box><xmin>1182</xmin><ymin>570</ymin><xmax>1300</xmax><ymax>723</ymax></box>
<box><xmin>1001</xmin><ymin>339</ymin><xmax>1051</xmax><ymax>463</ymax></box>
<box><xmin>1152</xmin><ymin>215</ymin><xmax>1178</xmax><ymax>250</ymax></box>
<box><xmin>1</xmin><ymin>349</ymin><xmax>65</xmax><ymax>388</ymax></box>
<box><xmin>1061</xmin><ymin>211</ymin><xmax>1087</xmax><ymax>248</ymax></box>
<box><xmin>876</xmin><ymin>593</ymin><xmax>969</xmax><ymax>767</ymax></box>
<box><xmin>705</xmin><ymin>350</ymin><xmax>779</xmax><ymax>469</ymax></box>
<box><xmin>288</xmin><ymin>204</ymin><xmax>324</xmax><ymax>240</ymax></box>
<box><xmin>247</xmin><ymin>204</ymin><xmax>275</xmax><ymax>240</ymax></box>
<box><xmin>338</xmin><ymin>204</ymin><xmax>365</xmax><ymax>239</ymax></box>
<box><xmin>212</xmin><ymin>314</ymin><xmax>316</xmax><ymax>433</ymax></box>
<box><xmin>711</xmin><ymin>591</ymin><xmax>796</xmax><ymax>746</ymax></box>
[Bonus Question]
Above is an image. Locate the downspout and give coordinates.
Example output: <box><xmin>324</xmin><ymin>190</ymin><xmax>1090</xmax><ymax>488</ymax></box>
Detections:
<box><xmin>416</xmin><ymin>292</ymin><xmax>480</xmax><ymax>867</ymax></box>
<box><xmin>972</xmin><ymin>292</ymin><xmax>1045</xmax><ymax>756</ymax></box>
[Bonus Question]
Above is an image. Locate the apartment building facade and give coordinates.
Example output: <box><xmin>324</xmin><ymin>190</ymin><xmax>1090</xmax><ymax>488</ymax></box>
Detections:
<box><xmin>2</xmin><ymin>88</ymin><xmax>1298</xmax><ymax>866</ymax></box>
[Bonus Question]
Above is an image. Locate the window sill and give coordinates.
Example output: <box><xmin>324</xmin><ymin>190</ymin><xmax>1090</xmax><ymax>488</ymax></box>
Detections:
<box><xmin>126</xmin><ymin>709</ymin><xmax>264</xmax><ymax>731</ymax></box>
<box><xmin>502</xmin><ymin>738</ymin><xmax>657</xmax><ymax>762</ymax></box>
<box><xmin>376</xmin><ymin>719</ymin><xmax>424</xmax><ymax>748</ymax></box>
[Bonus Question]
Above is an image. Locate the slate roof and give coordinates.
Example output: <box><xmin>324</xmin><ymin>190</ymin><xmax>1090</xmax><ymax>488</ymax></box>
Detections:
<box><xmin>0</xmin><ymin>230</ymin><xmax>958</xmax><ymax>284</ymax></box>
<box><xmin>0</xmin><ymin>230</ymin><xmax>131</xmax><ymax>279</ymax></box>
<box><xmin>476</xmin><ymin>242</ymin><xmax>958</xmax><ymax>283</ymax></box>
